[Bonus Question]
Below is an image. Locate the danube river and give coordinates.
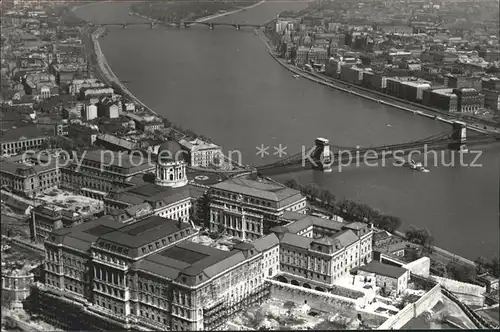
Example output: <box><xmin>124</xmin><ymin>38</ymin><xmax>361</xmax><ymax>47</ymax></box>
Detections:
<box><xmin>75</xmin><ymin>1</ymin><xmax>499</xmax><ymax>260</ymax></box>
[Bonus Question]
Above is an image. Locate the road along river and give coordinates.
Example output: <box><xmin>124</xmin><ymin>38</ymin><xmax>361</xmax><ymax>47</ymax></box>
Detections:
<box><xmin>75</xmin><ymin>0</ymin><xmax>499</xmax><ymax>260</ymax></box>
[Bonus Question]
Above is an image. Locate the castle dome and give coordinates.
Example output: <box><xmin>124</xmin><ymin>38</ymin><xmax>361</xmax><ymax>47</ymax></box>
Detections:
<box><xmin>157</xmin><ymin>140</ymin><xmax>186</xmax><ymax>164</ymax></box>
<box><xmin>155</xmin><ymin>140</ymin><xmax>188</xmax><ymax>188</ymax></box>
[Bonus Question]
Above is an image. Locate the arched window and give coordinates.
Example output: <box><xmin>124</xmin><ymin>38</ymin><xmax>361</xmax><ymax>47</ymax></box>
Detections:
<box><xmin>170</xmin><ymin>174</ymin><xmax>174</xmax><ymax>181</ymax></box>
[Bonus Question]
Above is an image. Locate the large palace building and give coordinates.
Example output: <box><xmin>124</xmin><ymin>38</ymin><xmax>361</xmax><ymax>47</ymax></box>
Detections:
<box><xmin>208</xmin><ymin>174</ymin><xmax>307</xmax><ymax>241</ymax></box>
<box><xmin>272</xmin><ymin>212</ymin><xmax>373</xmax><ymax>290</ymax></box>
<box><xmin>32</xmin><ymin>211</ymin><xmax>373</xmax><ymax>331</ymax></box>
<box><xmin>26</xmin><ymin>142</ymin><xmax>374</xmax><ymax>331</ymax></box>
<box><xmin>33</xmin><ymin>215</ymin><xmax>272</xmax><ymax>331</ymax></box>
<box><xmin>60</xmin><ymin>149</ymin><xmax>155</xmax><ymax>200</ymax></box>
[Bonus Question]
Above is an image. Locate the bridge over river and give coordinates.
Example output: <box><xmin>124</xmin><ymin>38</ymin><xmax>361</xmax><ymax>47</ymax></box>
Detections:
<box><xmin>190</xmin><ymin>122</ymin><xmax>500</xmax><ymax>178</ymax></box>
<box><xmin>95</xmin><ymin>21</ymin><xmax>262</xmax><ymax>30</ymax></box>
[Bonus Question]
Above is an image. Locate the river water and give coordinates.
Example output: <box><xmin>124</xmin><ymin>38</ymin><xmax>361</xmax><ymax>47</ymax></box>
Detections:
<box><xmin>75</xmin><ymin>1</ymin><xmax>499</xmax><ymax>260</ymax></box>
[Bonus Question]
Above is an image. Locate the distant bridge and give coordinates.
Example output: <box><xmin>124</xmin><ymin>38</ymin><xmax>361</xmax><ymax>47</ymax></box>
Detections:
<box><xmin>192</xmin><ymin>122</ymin><xmax>500</xmax><ymax>178</ymax></box>
<box><xmin>94</xmin><ymin>21</ymin><xmax>262</xmax><ymax>30</ymax></box>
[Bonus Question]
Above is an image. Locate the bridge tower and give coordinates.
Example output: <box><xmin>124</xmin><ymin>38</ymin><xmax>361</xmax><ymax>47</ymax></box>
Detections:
<box><xmin>449</xmin><ymin>121</ymin><xmax>467</xmax><ymax>151</ymax></box>
<box><xmin>309</xmin><ymin>138</ymin><xmax>333</xmax><ymax>172</ymax></box>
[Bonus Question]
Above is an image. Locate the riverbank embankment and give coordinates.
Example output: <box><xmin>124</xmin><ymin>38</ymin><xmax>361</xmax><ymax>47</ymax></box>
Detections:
<box><xmin>129</xmin><ymin>0</ymin><xmax>266</xmax><ymax>24</ymax></box>
<box><xmin>257</xmin><ymin>29</ymin><xmax>495</xmax><ymax>134</ymax></box>
<box><xmin>90</xmin><ymin>27</ymin><xmax>160</xmax><ymax>117</ymax></box>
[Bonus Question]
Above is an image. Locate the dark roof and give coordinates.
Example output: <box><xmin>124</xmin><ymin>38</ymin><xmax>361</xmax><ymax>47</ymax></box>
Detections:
<box><xmin>138</xmin><ymin>240</ymin><xmax>242</xmax><ymax>282</ymax></box>
<box><xmin>107</xmin><ymin>183</ymin><xmax>200</xmax><ymax>207</ymax></box>
<box><xmin>211</xmin><ymin>174</ymin><xmax>303</xmax><ymax>207</ymax></box>
<box><xmin>0</xmin><ymin>126</ymin><xmax>48</xmax><ymax>142</ymax></box>
<box><xmin>81</xmin><ymin>149</ymin><xmax>152</xmax><ymax>171</ymax></box>
<box><xmin>357</xmin><ymin>261</ymin><xmax>408</xmax><ymax>279</ymax></box>
<box><xmin>48</xmin><ymin>215</ymin><xmax>122</xmax><ymax>252</ymax></box>
<box><xmin>157</xmin><ymin>140</ymin><xmax>186</xmax><ymax>163</ymax></box>
<box><xmin>98</xmin><ymin>215</ymin><xmax>190</xmax><ymax>248</ymax></box>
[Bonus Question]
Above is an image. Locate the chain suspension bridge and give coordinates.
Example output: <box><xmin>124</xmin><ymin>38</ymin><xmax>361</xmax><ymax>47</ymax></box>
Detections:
<box><xmin>190</xmin><ymin>122</ymin><xmax>500</xmax><ymax>178</ymax></box>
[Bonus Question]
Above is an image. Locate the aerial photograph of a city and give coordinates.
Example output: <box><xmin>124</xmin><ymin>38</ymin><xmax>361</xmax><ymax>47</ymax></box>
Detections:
<box><xmin>0</xmin><ymin>0</ymin><xmax>499</xmax><ymax>331</ymax></box>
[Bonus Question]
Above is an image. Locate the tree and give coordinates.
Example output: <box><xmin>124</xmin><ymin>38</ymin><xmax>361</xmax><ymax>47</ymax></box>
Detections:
<box><xmin>474</xmin><ymin>256</ymin><xmax>489</xmax><ymax>274</ymax></box>
<box><xmin>446</xmin><ymin>262</ymin><xmax>477</xmax><ymax>282</ymax></box>
<box><xmin>284</xmin><ymin>179</ymin><xmax>299</xmax><ymax>189</ymax></box>
<box><xmin>405</xmin><ymin>227</ymin><xmax>434</xmax><ymax>248</ymax></box>
<box><xmin>431</xmin><ymin>261</ymin><xmax>447</xmax><ymax>277</ymax></box>
<box><xmin>379</xmin><ymin>215</ymin><xmax>402</xmax><ymax>233</ymax></box>
<box><xmin>404</xmin><ymin>247</ymin><xmax>422</xmax><ymax>262</ymax></box>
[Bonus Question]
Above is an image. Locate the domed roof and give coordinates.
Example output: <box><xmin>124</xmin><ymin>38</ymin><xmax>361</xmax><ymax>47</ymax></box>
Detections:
<box><xmin>157</xmin><ymin>140</ymin><xmax>186</xmax><ymax>163</ymax></box>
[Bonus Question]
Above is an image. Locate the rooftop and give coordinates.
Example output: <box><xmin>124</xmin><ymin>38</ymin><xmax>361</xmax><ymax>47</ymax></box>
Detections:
<box><xmin>211</xmin><ymin>174</ymin><xmax>303</xmax><ymax>207</ymax></box>
<box><xmin>35</xmin><ymin>189</ymin><xmax>104</xmax><ymax>217</ymax></box>
<box><xmin>357</xmin><ymin>261</ymin><xmax>408</xmax><ymax>279</ymax></box>
<box><xmin>82</xmin><ymin>149</ymin><xmax>151</xmax><ymax>170</ymax></box>
<box><xmin>0</xmin><ymin>125</ymin><xmax>49</xmax><ymax>142</ymax></box>
<box><xmin>432</xmin><ymin>88</ymin><xmax>455</xmax><ymax>96</ymax></box>
<box><xmin>98</xmin><ymin>215</ymin><xmax>191</xmax><ymax>248</ymax></box>
<box><xmin>107</xmin><ymin>183</ymin><xmax>200</xmax><ymax>207</ymax></box>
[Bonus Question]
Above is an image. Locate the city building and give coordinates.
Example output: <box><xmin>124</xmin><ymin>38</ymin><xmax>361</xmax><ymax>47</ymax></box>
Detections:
<box><xmin>2</xmin><ymin>264</ymin><xmax>35</xmax><ymax>310</ymax></box>
<box><xmin>482</xmin><ymin>77</ymin><xmax>500</xmax><ymax>91</ymax></box>
<box><xmin>33</xmin><ymin>214</ymin><xmax>272</xmax><ymax>331</ymax></box>
<box><xmin>340</xmin><ymin>65</ymin><xmax>366</xmax><ymax>85</ymax></box>
<box><xmin>60</xmin><ymin>149</ymin><xmax>155</xmax><ymax>199</ymax></box>
<box><xmin>124</xmin><ymin>112</ymin><xmax>164</xmax><ymax>133</ymax></box>
<box><xmin>103</xmin><ymin>182</ymin><xmax>203</xmax><ymax>225</ymax></box>
<box><xmin>356</xmin><ymin>261</ymin><xmax>409</xmax><ymax>297</ymax></box>
<box><xmin>208</xmin><ymin>174</ymin><xmax>307</xmax><ymax>241</ymax></box>
<box><xmin>97</xmin><ymin>97</ymin><xmax>120</xmax><ymax>119</ymax></box>
<box><xmin>447</xmin><ymin>75</ymin><xmax>482</xmax><ymax>90</ymax></box>
<box><xmin>272</xmin><ymin>214</ymin><xmax>373</xmax><ymax>290</ymax></box>
<box><xmin>178</xmin><ymin>138</ymin><xmax>222</xmax><ymax>168</ymax></box>
<box><xmin>308</xmin><ymin>47</ymin><xmax>328</xmax><ymax>64</ymax></box>
<box><xmin>386</xmin><ymin>77</ymin><xmax>431</xmax><ymax>102</ymax></box>
<box><xmin>83</xmin><ymin>104</ymin><xmax>98</xmax><ymax>121</ymax></box>
<box><xmin>102</xmin><ymin>140</ymin><xmax>206</xmax><ymax>225</ymax></box>
<box><xmin>453</xmin><ymin>88</ymin><xmax>485</xmax><ymax>113</ymax></box>
<box><xmin>423</xmin><ymin>88</ymin><xmax>458</xmax><ymax>112</ymax></box>
<box><xmin>0</xmin><ymin>126</ymin><xmax>49</xmax><ymax>155</ymax></box>
<box><xmin>156</xmin><ymin>141</ymin><xmax>188</xmax><ymax>188</ymax></box>
<box><xmin>0</xmin><ymin>156</ymin><xmax>61</xmax><ymax>198</ymax></box>
<box><xmin>482</xmin><ymin>89</ymin><xmax>500</xmax><ymax>112</ymax></box>
<box><xmin>79</xmin><ymin>87</ymin><xmax>114</xmax><ymax>101</ymax></box>
<box><xmin>69</xmin><ymin>78</ymin><xmax>105</xmax><ymax>95</ymax></box>
<box><xmin>30</xmin><ymin>197</ymin><xmax>104</xmax><ymax>243</ymax></box>
<box><xmin>296</xmin><ymin>46</ymin><xmax>310</xmax><ymax>64</ymax></box>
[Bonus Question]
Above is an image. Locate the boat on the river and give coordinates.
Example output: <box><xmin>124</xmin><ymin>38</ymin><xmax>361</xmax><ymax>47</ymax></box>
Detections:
<box><xmin>292</xmin><ymin>74</ymin><xmax>300</xmax><ymax>79</ymax></box>
<box><xmin>404</xmin><ymin>159</ymin><xmax>429</xmax><ymax>172</ymax></box>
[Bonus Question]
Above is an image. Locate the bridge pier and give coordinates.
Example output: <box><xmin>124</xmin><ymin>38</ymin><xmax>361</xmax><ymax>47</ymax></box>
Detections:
<box><xmin>209</xmin><ymin>23</ymin><xmax>214</xmax><ymax>30</ymax></box>
<box><xmin>449</xmin><ymin>121</ymin><xmax>468</xmax><ymax>151</ymax></box>
<box><xmin>149</xmin><ymin>22</ymin><xmax>155</xmax><ymax>29</ymax></box>
<box><xmin>308</xmin><ymin>138</ymin><xmax>333</xmax><ymax>172</ymax></box>
<box><xmin>122</xmin><ymin>24</ymin><xmax>127</xmax><ymax>29</ymax></box>
<box><xmin>236</xmin><ymin>24</ymin><xmax>241</xmax><ymax>30</ymax></box>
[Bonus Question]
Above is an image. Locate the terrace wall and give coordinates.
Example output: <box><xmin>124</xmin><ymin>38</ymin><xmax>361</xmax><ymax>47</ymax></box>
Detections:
<box><xmin>377</xmin><ymin>283</ymin><xmax>442</xmax><ymax>330</ymax></box>
<box><xmin>267</xmin><ymin>280</ymin><xmax>356</xmax><ymax>314</ymax></box>
<box><xmin>430</xmin><ymin>276</ymin><xmax>486</xmax><ymax>297</ymax></box>
<box><xmin>330</xmin><ymin>284</ymin><xmax>365</xmax><ymax>299</ymax></box>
